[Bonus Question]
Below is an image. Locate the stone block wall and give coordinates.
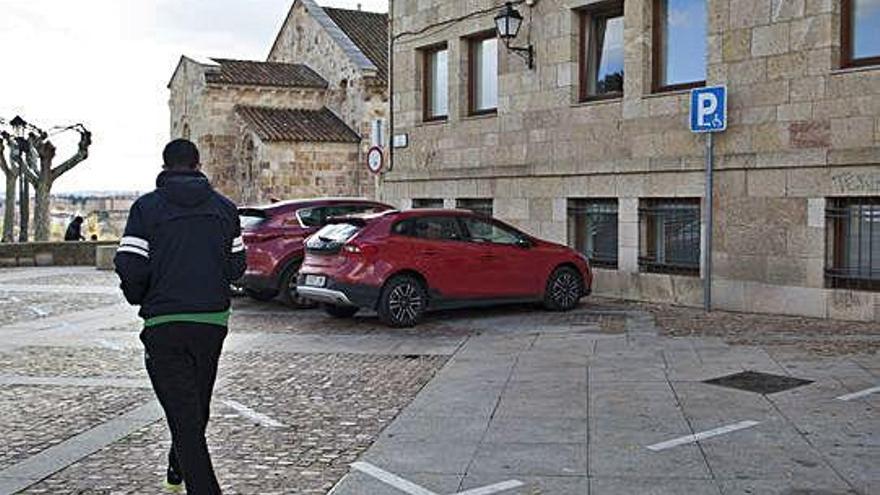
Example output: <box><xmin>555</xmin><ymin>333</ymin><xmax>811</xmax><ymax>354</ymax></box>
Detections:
<box><xmin>386</xmin><ymin>0</ymin><xmax>880</xmax><ymax>321</ymax></box>
<box><xmin>0</xmin><ymin>241</ymin><xmax>119</xmax><ymax>267</ymax></box>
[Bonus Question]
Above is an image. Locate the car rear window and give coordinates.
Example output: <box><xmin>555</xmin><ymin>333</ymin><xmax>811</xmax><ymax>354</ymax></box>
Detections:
<box><xmin>239</xmin><ymin>209</ymin><xmax>268</xmax><ymax>231</ymax></box>
<box><xmin>298</xmin><ymin>204</ymin><xmax>387</xmax><ymax>228</ymax></box>
<box><xmin>306</xmin><ymin>222</ymin><xmax>363</xmax><ymax>252</ymax></box>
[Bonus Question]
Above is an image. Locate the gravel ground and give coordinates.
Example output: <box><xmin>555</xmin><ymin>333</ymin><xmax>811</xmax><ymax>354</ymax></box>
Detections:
<box><xmin>0</xmin><ymin>291</ymin><xmax>122</xmax><ymax>327</ymax></box>
<box><xmin>630</xmin><ymin>300</ymin><xmax>880</xmax><ymax>356</ymax></box>
<box><xmin>0</xmin><ymin>385</ymin><xmax>153</xmax><ymax>470</ymax></box>
<box><xmin>0</xmin><ymin>346</ymin><xmax>146</xmax><ymax>379</ymax></box>
<box><xmin>22</xmin><ymin>352</ymin><xmax>446</xmax><ymax>495</ymax></box>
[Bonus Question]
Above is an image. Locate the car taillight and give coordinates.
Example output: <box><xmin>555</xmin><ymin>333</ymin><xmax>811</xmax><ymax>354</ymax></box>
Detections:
<box><xmin>343</xmin><ymin>243</ymin><xmax>376</xmax><ymax>256</ymax></box>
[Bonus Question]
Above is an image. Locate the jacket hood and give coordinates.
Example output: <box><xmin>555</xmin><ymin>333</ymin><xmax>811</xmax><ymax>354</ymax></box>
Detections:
<box><xmin>156</xmin><ymin>170</ymin><xmax>213</xmax><ymax>207</ymax></box>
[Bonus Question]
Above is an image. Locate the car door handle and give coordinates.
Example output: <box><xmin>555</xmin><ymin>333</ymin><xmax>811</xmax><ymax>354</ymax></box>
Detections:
<box><xmin>480</xmin><ymin>254</ymin><xmax>498</xmax><ymax>260</ymax></box>
<box><xmin>423</xmin><ymin>250</ymin><xmax>439</xmax><ymax>256</ymax></box>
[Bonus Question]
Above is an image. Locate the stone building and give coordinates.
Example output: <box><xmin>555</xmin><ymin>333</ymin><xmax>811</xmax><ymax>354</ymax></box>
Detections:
<box><xmin>386</xmin><ymin>0</ymin><xmax>880</xmax><ymax>321</ymax></box>
<box><xmin>168</xmin><ymin>0</ymin><xmax>388</xmax><ymax>204</ymax></box>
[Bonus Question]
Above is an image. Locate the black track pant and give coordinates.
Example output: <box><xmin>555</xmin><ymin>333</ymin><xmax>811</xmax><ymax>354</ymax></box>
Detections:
<box><xmin>141</xmin><ymin>322</ymin><xmax>227</xmax><ymax>495</ymax></box>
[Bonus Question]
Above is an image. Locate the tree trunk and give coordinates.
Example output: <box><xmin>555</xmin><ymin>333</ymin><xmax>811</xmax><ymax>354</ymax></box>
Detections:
<box><xmin>33</xmin><ymin>179</ymin><xmax>52</xmax><ymax>242</ymax></box>
<box><xmin>2</xmin><ymin>174</ymin><xmax>14</xmax><ymax>243</ymax></box>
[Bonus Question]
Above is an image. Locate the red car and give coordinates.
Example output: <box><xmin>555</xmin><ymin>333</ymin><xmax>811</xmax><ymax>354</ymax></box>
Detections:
<box><xmin>237</xmin><ymin>198</ymin><xmax>392</xmax><ymax>306</ymax></box>
<box><xmin>297</xmin><ymin>209</ymin><xmax>592</xmax><ymax>326</ymax></box>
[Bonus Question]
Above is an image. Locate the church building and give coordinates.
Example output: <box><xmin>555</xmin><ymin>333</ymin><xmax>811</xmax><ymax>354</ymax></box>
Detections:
<box><xmin>168</xmin><ymin>0</ymin><xmax>388</xmax><ymax>204</ymax></box>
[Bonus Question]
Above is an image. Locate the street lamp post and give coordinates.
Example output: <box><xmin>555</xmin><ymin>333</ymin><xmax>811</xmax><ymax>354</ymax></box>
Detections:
<box><xmin>10</xmin><ymin>116</ymin><xmax>30</xmax><ymax>242</ymax></box>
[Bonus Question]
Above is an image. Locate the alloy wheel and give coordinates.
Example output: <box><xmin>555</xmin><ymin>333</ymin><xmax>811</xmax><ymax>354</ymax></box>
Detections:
<box><xmin>551</xmin><ymin>272</ymin><xmax>581</xmax><ymax>309</ymax></box>
<box><xmin>387</xmin><ymin>283</ymin><xmax>424</xmax><ymax>325</ymax></box>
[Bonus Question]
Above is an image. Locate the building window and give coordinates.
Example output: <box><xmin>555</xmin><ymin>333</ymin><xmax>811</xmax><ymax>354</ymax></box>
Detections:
<box><xmin>468</xmin><ymin>33</ymin><xmax>498</xmax><ymax>115</ymax></box>
<box><xmin>653</xmin><ymin>0</ymin><xmax>707</xmax><ymax>92</ymax></box>
<box><xmin>842</xmin><ymin>0</ymin><xmax>880</xmax><ymax>68</ymax></box>
<box><xmin>826</xmin><ymin>198</ymin><xmax>879</xmax><ymax>291</ymax></box>
<box><xmin>456</xmin><ymin>198</ymin><xmax>494</xmax><ymax>217</ymax></box>
<box><xmin>568</xmin><ymin>199</ymin><xmax>619</xmax><ymax>268</ymax></box>
<box><xmin>412</xmin><ymin>198</ymin><xmax>444</xmax><ymax>209</ymax></box>
<box><xmin>422</xmin><ymin>45</ymin><xmax>448</xmax><ymax>121</ymax></box>
<box><xmin>639</xmin><ymin>199</ymin><xmax>701</xmax><ymax>275</ymax></box>
<box><xmin>579</xmin><ymin>2</ymin><xmax>625</xmax><ymax>101</ymax></box>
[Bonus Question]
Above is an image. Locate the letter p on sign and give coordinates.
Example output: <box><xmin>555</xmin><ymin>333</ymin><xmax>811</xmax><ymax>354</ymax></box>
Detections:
<box><xmin>690</xmin><ymin>86</ymin><xmax>727</xmax><ymax>133</ymax></box>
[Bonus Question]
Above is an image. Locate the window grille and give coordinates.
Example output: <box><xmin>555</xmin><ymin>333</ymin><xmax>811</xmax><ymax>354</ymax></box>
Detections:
<box><xmin>456</xmin><ymin>198</ymin><xmax>494</xmax><ymax>217</ymax></box>
<box><xmin>568</xmin><ymin>199</ymin><xmax>618</xmax><ymax>268</ymax></box>
<box><xmin>412</xmin><ymin>198</ymin><xmax>444</xmax><ymax>209</ymax></box>
<box><xmin>639</xmin><ymin>198</ymin><xmax>700</xmax><ymax>275</ymax></box>
<box><xmin>826</xmin><ymin>197</ymin><xmax>879</xmax><ymax>291</ymax></box>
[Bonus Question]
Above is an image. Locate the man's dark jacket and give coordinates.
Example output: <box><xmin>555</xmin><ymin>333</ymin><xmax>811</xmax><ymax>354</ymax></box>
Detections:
<box><xmin>114</xmin><ymin>170</ymin><xmax>246</xmax><ymax>319</ymax></box>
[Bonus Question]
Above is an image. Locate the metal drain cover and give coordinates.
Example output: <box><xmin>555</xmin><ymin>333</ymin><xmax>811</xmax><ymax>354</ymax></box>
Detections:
<box><xmin>703</xmin><ymin>370</ymin><xmax>813</xmax><ymax>395</ymax></box>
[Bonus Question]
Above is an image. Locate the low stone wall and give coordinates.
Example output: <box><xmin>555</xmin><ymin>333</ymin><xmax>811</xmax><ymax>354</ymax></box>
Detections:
<box><xmin>0</xmin><ymin>241</ymin><xmax>118</xmax><ymax>267</ymax></box>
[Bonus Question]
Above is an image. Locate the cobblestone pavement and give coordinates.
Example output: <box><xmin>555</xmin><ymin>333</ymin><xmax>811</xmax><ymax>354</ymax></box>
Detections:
<box><xmin>0</xmin><ymin>385</ymin><xmax>153</xmax><ymax>471</ymax></box>
<box><xmin>0</xmin><ymin>267</ymin><xmax>877</xmax><ymax>495</ymax></box>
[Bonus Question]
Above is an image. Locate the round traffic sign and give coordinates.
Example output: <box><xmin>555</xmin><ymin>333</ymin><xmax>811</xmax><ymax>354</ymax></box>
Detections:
<box><xmin>366</xmin><ymin>146</ymin><xmax>384</xmax><ymax>174</ymax></box>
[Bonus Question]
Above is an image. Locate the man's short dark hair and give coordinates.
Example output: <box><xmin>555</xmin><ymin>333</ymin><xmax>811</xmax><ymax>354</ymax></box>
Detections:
<box><xmin>163</xmin><ymin>139</ymin><xmax>200</xmax><ymax>170</ymax></box>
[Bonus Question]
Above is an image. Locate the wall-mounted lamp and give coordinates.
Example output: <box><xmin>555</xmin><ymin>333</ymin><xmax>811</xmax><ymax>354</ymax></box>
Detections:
<box><xmin>494</xmin><ymin>2</ymin><xmax>534</xmax><ymax>69</ymax></box>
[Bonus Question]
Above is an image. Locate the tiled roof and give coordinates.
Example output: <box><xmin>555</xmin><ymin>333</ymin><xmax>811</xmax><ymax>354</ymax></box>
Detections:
<box><xmin>235</xmin><ymin>106</ymin><xmax>360</xmax><ymax>143</ymax></box>
<box><xmin>206</xmin><ymin>59</ymin><xmax>327</xmax><ymax>89</ymax></box>
<box><xmin>323</xmin><ymin>8</ymin><xmax>388</xmax><ymax>82</ymax></box>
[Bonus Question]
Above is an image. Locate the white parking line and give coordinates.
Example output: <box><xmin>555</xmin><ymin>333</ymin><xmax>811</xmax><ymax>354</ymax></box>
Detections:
<box><xmin>221</xmin><ymin>399</ymin><xmax>285</xmax><ymax>428</ymax></box>
<box><xmin>836</xmin><ymin>386</ymin><xmax>880</xmax><ymax>401</ymax></box>
<box><xmin>455</xmin><ymin>480</ymin><xmax>525</xmax><ymax>495</ymax></box>
<box><xmin>352</xmin><ymin>462</ymin><xmax>437</xmax><ymax>495</ymax></box>
<box><xmin>646</xmin><ymin>420</ymin><xmax>760</xmax><ymax>451</ymax></box>
<box><xmin>350</xmin><ymin>462</ymin><xmax>524</xmax><ymax>495</ymax></box>
<box><xmin>96</xmin><ymin>339</ymin><xmax>127</xmax><ymax>352</ymax></box>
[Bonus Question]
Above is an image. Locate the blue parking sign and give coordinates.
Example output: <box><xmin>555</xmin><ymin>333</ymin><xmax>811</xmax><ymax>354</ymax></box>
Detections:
<box><xmin>690</xmin><ymin>86</ymin><xmax>727</xmax><ymax>133</ymax></box>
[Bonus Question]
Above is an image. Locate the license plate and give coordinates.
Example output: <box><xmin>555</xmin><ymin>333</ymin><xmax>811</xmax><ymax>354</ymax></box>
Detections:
<box><xmin>304</xmin><ymin>275</ymin><xmax>326</xmax><ymax>287</ymax></box>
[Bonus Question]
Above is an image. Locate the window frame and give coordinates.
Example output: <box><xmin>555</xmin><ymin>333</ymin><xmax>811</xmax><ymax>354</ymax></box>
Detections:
<box><xmin>421</xmin><ymin>42</ymin><xmax>449</xmax><ymax>122</ymax></box>
<box><xmin>578</xmin><ymin>1</ymin><xmax>625</xmax><ymax>102</ymax></box>
<box><xmin>467</xmin><ymin>30</ymin><xmax>500</xmax><ymax>116</ymax></box>
<box><xmin>651</xmin><ymin>0</ymin><xmax>707</xmax><ymax>93</ymax></box>
<box><xmin>841</xmin><ymin>0</ymin><xmax>880</xmax><ymax>69</ymax></box>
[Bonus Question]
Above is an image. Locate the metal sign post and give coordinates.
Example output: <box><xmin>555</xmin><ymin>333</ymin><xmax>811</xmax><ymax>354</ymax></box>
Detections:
<box><xmin>690</xmin><ymin>86</ymin><xmax>727</xmax><ymax>312</ymax></box>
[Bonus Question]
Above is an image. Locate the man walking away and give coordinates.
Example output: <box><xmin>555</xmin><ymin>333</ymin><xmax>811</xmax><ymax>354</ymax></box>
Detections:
<box><xmin>115</xmin><ymin>139</ymin><xmax>246</xmax><ymax>494</ymax></box>
<box><xmin>64</xmin><ymin>216</ymin><xmax>85</xmax><ymax>241</ymax></box>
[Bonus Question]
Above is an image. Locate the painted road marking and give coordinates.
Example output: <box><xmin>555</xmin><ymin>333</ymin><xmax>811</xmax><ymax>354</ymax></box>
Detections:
<box><xmin>836</xmin><ymin>386</ymin><xmax>880</xmax><ymax>401</ymax></box>
<box><xmin>221</xmin><ymin>399</ymin><xmax>285</xmax><ymax>428</ymax></box>
<box><xmin>647</xmin><ymin>420</ymin><xmax>760</xmax><ymax>451</ymax></box>
<box><xmin>352</xmin><ymin>462</ymin><xmax>436</xmax><ymax>495</ymax></box>
<box><xmin>350</xmin><ymin>462</ymin><xmax>523</xmax><ymax>495</ymax></box>
<box><xmin>29</xmin><ymin>306</ymin><xmax>49</xmax><ymax>317</ymax></box>
<box><xmin>455</xmin><ymin>480</ymin><xmax>525</xmax><ymax>495</ymax></box>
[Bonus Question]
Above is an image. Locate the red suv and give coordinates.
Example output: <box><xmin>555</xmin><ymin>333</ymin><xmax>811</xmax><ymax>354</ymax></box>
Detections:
<box><xmin>297</xmin><ymin>209</ymin><xmax>592</xmax><ymax>326</ymax></box>
<box><xmin>237</xmin><ymin>198</ymin><xmax>392</xmax><ymax>306</ymax></box>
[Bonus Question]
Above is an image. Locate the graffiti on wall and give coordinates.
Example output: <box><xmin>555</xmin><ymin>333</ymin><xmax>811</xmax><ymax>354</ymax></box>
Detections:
<box><xmin>831</xmin><ymin>172</ymin><xmax>880</xmax><ymax>194</ymax></box>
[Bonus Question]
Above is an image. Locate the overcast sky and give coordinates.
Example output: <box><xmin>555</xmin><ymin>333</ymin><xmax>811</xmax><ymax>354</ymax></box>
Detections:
<box><xmin>0</xmin><ymin>0</ymin><xmax>387</xmax><ymax>194</ymax></box>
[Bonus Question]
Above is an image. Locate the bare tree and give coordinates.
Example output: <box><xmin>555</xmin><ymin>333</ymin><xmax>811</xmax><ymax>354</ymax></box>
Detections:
<box><xmin>0</xmin><ymin>134</ymin><xmax>17</xmax><ymax>242</ymax></box>
<box><xmin>27</xmin><ymin>126</ymin><xmax>92</xmax><ymax>241</ymax></box>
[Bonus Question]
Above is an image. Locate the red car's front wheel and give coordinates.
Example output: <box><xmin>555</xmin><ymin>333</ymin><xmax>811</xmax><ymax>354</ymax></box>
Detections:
<box><xmin>544</xmin><ymin>266</ymin><xmax>584</xmax><ymax>311</ymax></box>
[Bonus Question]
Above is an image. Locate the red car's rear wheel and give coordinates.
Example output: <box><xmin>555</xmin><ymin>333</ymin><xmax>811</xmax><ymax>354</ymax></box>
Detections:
<box><xmin>378</xmin><ymin>275</ymin><xmax>426</xmax><ymax>327</ymax></box>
